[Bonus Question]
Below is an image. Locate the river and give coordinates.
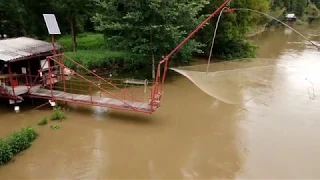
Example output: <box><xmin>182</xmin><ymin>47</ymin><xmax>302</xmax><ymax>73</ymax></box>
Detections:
<box><xmin>0</xmin><ymin>22</ymin><xmax>320</xmax><ymax>179</ymax></box>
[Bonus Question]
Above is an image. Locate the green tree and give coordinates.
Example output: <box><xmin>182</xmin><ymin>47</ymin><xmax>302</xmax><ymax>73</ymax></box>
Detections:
<box><xmin>92</xmin><ymin>0</ymin><xmax>209</xmax><ymax>78</ymax></box>
<box><xmin>51</xmin><ymin>0</ymin><xmax>92</xmax><ymax>51</ymax></box>
<box><xmin>197</xmin><ymin>0</ymin><xmax>270</xmax><ymax>59</ymax></box>
<box><xmin>0</xmin><ymin>0</ymin><xmax>26</xmax><ymax>38</ymax></box>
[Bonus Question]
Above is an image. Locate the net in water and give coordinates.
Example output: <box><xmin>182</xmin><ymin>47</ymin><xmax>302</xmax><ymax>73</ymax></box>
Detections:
<box><xmin>170</xmin><ymin>58</ymin><xmax>279</xmax><ymax>104</ymax></box>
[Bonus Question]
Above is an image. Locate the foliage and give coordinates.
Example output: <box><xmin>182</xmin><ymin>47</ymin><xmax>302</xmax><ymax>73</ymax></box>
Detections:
<box><xmin>65</xmin><ymin>50</ymin><xmax>146</xmax><ymax>72</ymax></box>
<box><xmin>38</xmin><ymin>118</ymin><xmax>48</xmax><ymax>126</ymax></box>
<box><xmin>0</xmin><ymin>126</ymin><xmax>37</xmax><ymax>165</ymax></box>
<box><xmin>51</xmin><ymin>106</ymin><xmax>66</xmax><ymax>121</ymax></box>
<box><xmin>21</xmin><ymin>126</ymin><xmax>38</xmax><ymax>142</ymax></box>
<box><xmin>92</xmin><ymin>0</ymin><xmax>209</xmax><ymax>64</ymax></box>
<box><xmin>196</xmin><ymin>0</ymin><xmax>270</xmax><ymax>59</ymax></box>
<box><xmin>50</xmin><ymin>125</ymin><xmax>61</xmax><ymax>130</ymax></box>
<box><xmin>0</xmin><ymin>139</ymin><xmax>13</xmax><ymax>165</ymax></box>
<box><xmin>0</xmin><ymin>0</ymin><xmax>27</xmax><ymax>37</ymax></box>
<box><xmin>272</xmin><ymin>0</ymin><xmax>313</xmax><ymax>17</ymax></box>
<box><xmin>6</xmin><ymin>126</ymin><xmax>37</xmax><ymax>155</ymax></box>
<box><xmin>51</xmin><ymin>0</ymin><xmax>93</xmax><ymax>51</ymax></box>
<box><xmin>8</xmin><ymin>131</ymin><xmax>31</xmax><ymax>155</ymax></box>
<box><xmin>305</xmin><ymin>3</ymin><xmax>320</xmax><ymax>18</ymax></box>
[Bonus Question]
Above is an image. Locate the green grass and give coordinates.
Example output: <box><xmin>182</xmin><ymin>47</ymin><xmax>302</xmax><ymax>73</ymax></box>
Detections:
<box><xmin>65</xmin><ymin>50</ymin><xmax>145</xmax><ymax>70</ymax></box>
<box><xmin>57</xmin><ymin>33</ymin><xmax>105</xmax><ymax>51</ymax></box>
<box><xmin>56</xmin><ymin>32</ymin><xmax>152</xmax><ymax>78</ymax></box>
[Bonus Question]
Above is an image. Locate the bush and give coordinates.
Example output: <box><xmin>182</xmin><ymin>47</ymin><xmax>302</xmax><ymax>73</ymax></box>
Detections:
<box><xmin>51</xmin><ymin>107</ymin><xmax>66</xmax><ymax>121</ymax></box>
<box><xmin>21</xmin><ymin>126</ymin><xmax>38</xmax><ymax>142</ymax></box>
<box><xmin>64</xmin><ymin>50</ymin><xmax>146</xmax><ymax>74</ymax></box>
<box><xmin>0</xmin><ymin>126</ymin><xmax>38</xmax><ymax>165</ymax></box>
<box><xmin>7</xmin><ymin>131</ymin><xmax>31</xmax><ymax>155</ymax></box>
<box><xmin>0</xmin><ymin>139</ymin><xmax>13</xmax><ymax>165</ymax></box>
<box><xmin>38</xmin><ymin>118</ymin><xmax>48</xmax><ymax>126</ymax></box>
<box><xmin>50</xmin><ymin>125</ymin><xmax>61</xmax><ymax>130</ymax></box>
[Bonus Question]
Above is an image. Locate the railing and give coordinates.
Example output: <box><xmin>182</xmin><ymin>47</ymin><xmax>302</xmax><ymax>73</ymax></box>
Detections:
<box><xmin>41</xmin><ymin>73</ymin><xmax>155</xmax><ymax>104</ymax></box>
<box><xmin>20</xmin><ymin>55</ymin><xmax>159</xmax><ymax>113</ymax></box>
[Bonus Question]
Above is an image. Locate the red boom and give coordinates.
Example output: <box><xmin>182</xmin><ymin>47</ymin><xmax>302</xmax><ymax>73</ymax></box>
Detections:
<box><xmin>153</xmin><ymin>0</ymin><xmax>232</xmax><ymax>103</ymax></box>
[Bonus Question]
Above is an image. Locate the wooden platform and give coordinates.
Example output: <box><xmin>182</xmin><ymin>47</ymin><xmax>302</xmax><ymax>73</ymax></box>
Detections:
<box><xmin>28</xmin><ymin>88</ymin><xmax>153</xmax><ymax>112</ymax></box>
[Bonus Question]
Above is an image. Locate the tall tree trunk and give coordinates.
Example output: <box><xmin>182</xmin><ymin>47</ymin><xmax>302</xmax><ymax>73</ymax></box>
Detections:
<box><xmin>150</xmin><ymin>31</ymin><xmax>155</xmax><ymax>79</ymax></box>
<box><xmin>0</xmin><ymin>13</ymin><xmax>3</xmax><ymax>38</ymax></box>
<box><xmin>152</xmin><ymin>53</ymin><xmax>155</xmax><ymax>79</ymax></box>
<box><xmin>70</xmin><ymin>16</ymin><xmax>77</xmax><ymax>51</ymax></box>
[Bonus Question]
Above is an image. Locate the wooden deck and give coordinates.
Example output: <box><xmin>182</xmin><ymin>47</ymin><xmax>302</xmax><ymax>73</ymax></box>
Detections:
<box><xmin>28</xmin><ymin>88</ymin><xmax>154</xmax><ymax>112</ymax></box>
<box><xmin>0</xmin><ymin>85</ymin><xmax>41</xmax><ymax>96</ymax></box>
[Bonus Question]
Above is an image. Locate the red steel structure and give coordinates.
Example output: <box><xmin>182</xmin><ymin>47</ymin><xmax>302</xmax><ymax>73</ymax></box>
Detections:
<box><xmin>0</xmin><ymin>0</ymin><xmax>231</xmax><ymax>114</ymax></box>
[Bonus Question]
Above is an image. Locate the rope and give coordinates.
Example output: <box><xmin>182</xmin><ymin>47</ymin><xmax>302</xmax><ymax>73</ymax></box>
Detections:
<box><xmin>235</xmin><ymin>8</ymin><xmax>320</xmax><ymax>50</ymax></box>
<box><xmin>206</xmin><ymin>6</ymin><xmax>320</xmax><ymax>74</ymax></box>
<box><xmin>206</xmin><ymin>7</ymin><xmax>228</xmax><ymax>74</ymax></box>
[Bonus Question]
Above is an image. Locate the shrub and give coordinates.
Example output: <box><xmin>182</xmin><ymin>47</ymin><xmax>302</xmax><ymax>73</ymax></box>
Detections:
<box><xmin>50</xmin><ymin>125</ymin><xmax>61</xmax><ymax>130</ymax></box>
<box><xmin>21</xmin><ymin>126</ymin><xmax>38</xmax><ymax>142</ymax></box>
<box><xmin>7</xmin><ymin>131</ymin><xmax>31</xmax><ymax>155</ymax></box>
<box><xmin>0</xmin><ymin>126</ymin><xmax>38</xmax><ymax>165</ymax></box>
<box><xmin>51</xmin><ymin>106</ymin><xmax>66</xmax><ymax>121</ymax></box>
<box><xmin>0</xmin><ymin>139</ymin><xmax>13</xmax><ymax>165</ymax></box>
<box><xmin>38</xmin><ymin>118</ymin><xmax>48</xmax><ymax>126</ymax></box>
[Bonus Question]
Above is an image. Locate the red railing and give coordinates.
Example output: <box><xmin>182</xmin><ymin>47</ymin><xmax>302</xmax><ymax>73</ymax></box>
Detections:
<box><xmin>24</xmin><ymin>55</ymin><xmax>158</xmax><ymax>113</ymax></box>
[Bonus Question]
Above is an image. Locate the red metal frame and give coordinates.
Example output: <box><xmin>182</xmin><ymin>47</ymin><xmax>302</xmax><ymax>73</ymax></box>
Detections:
<box><xmin>25</xmin><ymin>54</ymin><xmax>157</xmax><ymax>114</ymax></box>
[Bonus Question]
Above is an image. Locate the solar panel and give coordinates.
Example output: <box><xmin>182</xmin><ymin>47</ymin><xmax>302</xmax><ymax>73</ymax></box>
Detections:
<box><xmin>43</xmin><ymin>14</ymin><xmax>61</xmax><ymax>35</ymax></box>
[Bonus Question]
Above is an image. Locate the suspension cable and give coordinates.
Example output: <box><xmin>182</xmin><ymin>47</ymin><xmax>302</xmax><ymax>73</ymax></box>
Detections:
<box><xmin>206</xmin><ymin>7</ymin><xmax>228</xmax><ymax>74</ymax></box>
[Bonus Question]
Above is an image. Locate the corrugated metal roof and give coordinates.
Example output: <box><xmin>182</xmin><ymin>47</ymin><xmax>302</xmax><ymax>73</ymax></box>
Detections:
<box><xmin>0</xmin><ymin>37</ymin><xmax>62</xmax><ymax>62</ymax></box>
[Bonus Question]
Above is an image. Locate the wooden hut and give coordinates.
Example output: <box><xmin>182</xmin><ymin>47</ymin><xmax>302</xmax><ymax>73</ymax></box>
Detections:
<box><xmin>0</xmin><ymin>37</ymin><xmax>62</xmax><ymax>103</ymax></box>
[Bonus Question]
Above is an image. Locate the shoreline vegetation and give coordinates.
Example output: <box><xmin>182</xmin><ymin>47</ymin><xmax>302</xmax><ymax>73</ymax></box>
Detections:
<box><xmin>0</xmin><ymin>126</ymin><xmax>37</xmax><ymax>165</ymax></box>
<box><xmin>0</xmin><ymin>107</ymin><xmax>66</xmax><ymax>166</ymax></box>
<box><xmin>2</xmin><ymin>0</ymin><xmax>319</xmax><ymax>79</ymax></box>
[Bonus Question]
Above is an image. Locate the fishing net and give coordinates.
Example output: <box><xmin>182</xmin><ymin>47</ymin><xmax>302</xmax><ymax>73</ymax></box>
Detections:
<box><xmin>245</xmin><ymin>8</ymin><xmax>286</xmax><ymax>37</ymax></box>
<box><xmin>170</xmin><ymin>58</ymin><xmax>281</xmax><ymax>104</ymax></box>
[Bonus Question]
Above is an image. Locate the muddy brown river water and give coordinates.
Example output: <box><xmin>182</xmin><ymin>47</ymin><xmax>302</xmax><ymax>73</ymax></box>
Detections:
<box><xmin>0</xmin><ymin>23</ymin><xmax>320</xmax><ymax>179</ymax></box>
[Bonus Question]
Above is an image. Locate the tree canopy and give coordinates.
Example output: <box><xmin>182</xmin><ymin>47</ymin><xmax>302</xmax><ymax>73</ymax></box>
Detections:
<box><xmin>1</xmin><ymin>0</ymin><xmax>317</xmax><ymax>72</ymax></box>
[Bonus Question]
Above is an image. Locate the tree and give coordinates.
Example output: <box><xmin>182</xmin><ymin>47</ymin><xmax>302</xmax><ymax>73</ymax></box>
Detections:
<box><xmin>0</xmin><ymin>0</ymin><xmax>26</xmax><ymax>38</ymax></box>
<box><xmin>92</xmin><ymin>0</ymin><xmax>209</xmax><ymax>78</ymax></box>
<box><xmin>196</xmin><ymin>0</ymin><xmax>270</xmax><ymax>59</ymax></box>
<box><xmin>51</xmin><ymin>0</ymin><xmax>91</xmax><ymax>51</ymax></box>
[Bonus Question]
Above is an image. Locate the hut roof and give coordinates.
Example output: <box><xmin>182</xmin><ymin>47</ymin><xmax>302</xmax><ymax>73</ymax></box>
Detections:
<box><xmin>0</xmin><ymin>37</ymin><xmax>62</xmax><ymax>62</ymax></box>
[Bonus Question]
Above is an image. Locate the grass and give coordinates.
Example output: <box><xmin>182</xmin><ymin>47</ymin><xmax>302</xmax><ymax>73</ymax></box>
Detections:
<box><xmin>56</xmin><ymin>32</ymin><xmax>149</xmax><ymax>77</ymax></box>
<box><xmin>57</xmin><ymin>33</ymin><xmax>105</xmax><ymax>51</ymax></box>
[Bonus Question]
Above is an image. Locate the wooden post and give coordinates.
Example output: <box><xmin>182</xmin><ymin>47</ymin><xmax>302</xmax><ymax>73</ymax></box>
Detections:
<box><xmin>62</xmin><ymin>55</ymin><xmax>66</xmax><ymax>92</ymax></box>
<box><xmin>90</xmin><ymin>82</ymin><xmax>92</xmax><ymax>103</ymax></box>
<box><xmin>51</xmin><ymin>35</ymin><xmax>56</xmax><ymax>55</ymax></box>
<box><xmin>28</xmin><ymin>59</ymin><xmax>32</xmax><ymax>86</ymax></box>
<box><xmin>47</xmin><ymin>57</ymin><xmax>54</xmax><ymax>100</ymax></box>
<box><xmin>7</xmin><ymin>62</ymin><xmax>16</xmax><ymax>98</ymax></box>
